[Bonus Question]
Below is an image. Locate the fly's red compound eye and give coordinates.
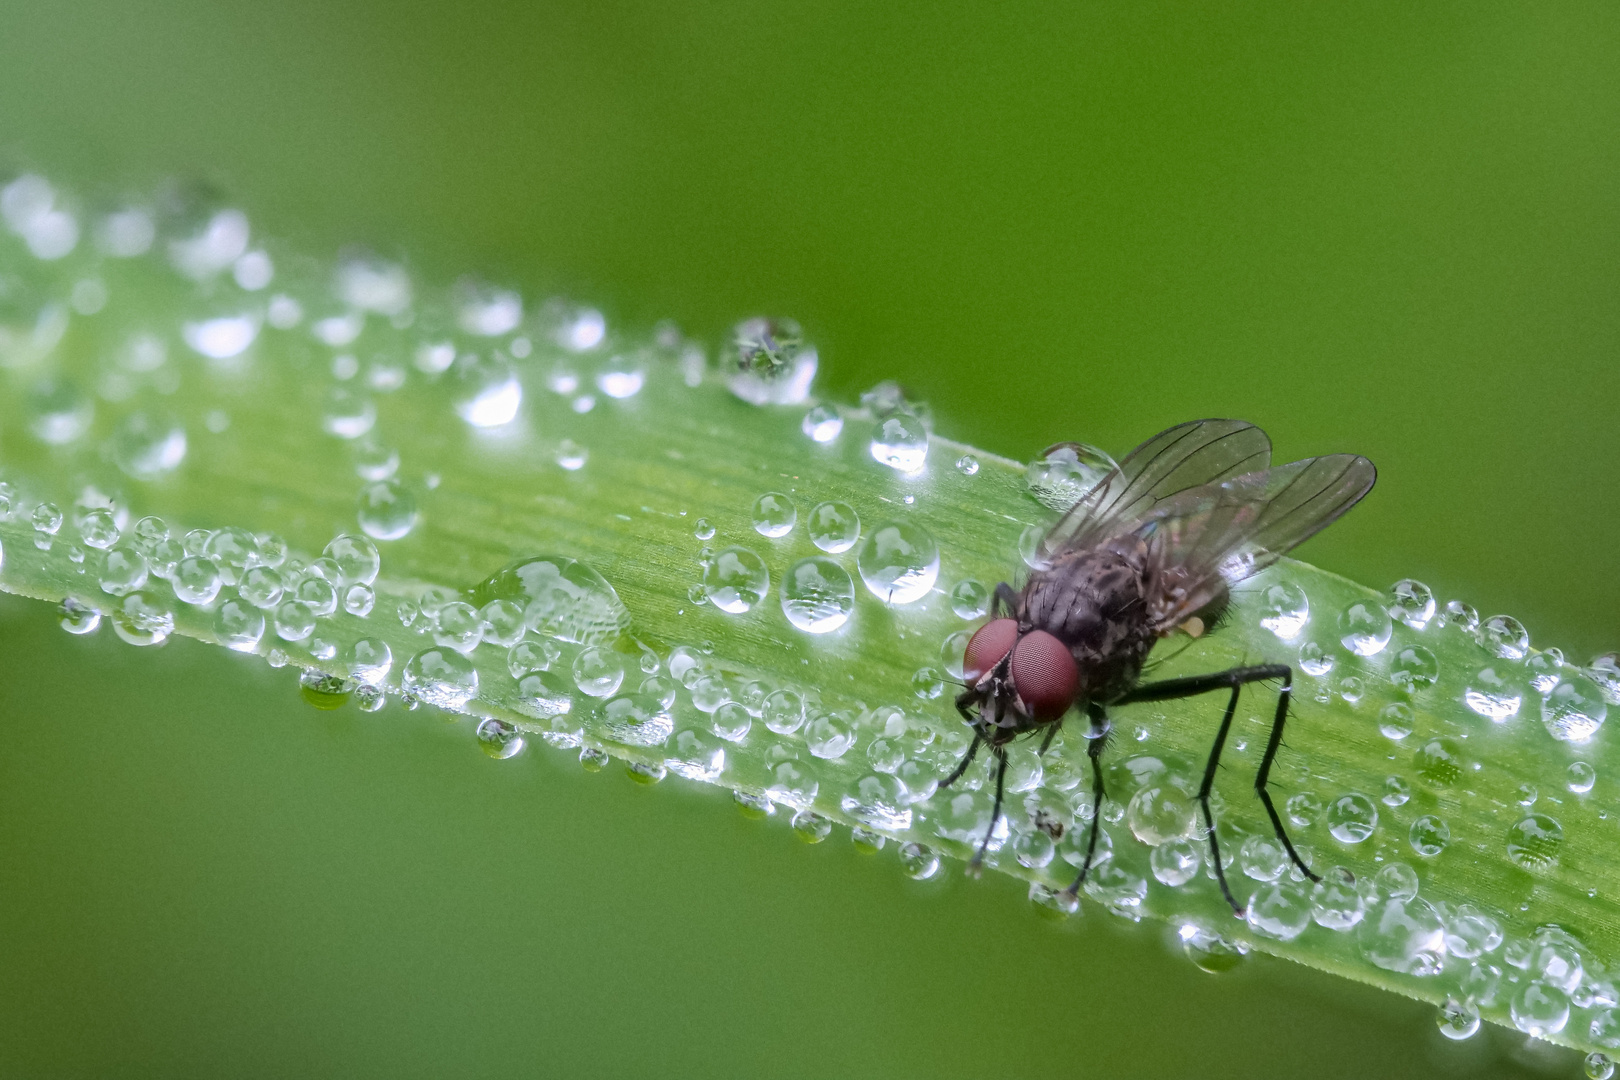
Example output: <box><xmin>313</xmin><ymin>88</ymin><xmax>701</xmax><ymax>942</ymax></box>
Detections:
<box><xmin>962</xmin><ymin>618</ymin><xmax>1019</xmax><ymax>682</ymax></box>
<box><xmin>1010</xmin><ymin>630</ymin><xmax>1079</xmax><ymax>720</ymax></box>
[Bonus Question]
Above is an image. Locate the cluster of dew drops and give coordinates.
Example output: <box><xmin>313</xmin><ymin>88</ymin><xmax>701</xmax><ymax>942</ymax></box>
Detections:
<box><xmin>5</xmin><ymin>173</ymin><xmax>1620</xmax><ymax>1065</ymax></box>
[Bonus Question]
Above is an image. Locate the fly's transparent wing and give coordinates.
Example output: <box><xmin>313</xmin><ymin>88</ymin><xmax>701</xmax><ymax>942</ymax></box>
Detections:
<box><xmin>1041</xmin><ymin>419</ymin><xmax>1272</xmax><ymax>558</ymax></box>
<box><xmin>1138</xmin><ymin>454</ymin><xmax>1377</xmax><ymax>632</ymax></box>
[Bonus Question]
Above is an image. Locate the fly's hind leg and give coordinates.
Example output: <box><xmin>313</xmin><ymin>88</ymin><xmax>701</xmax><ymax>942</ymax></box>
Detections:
<box><xmin>1114</xmin><ymin>664</ymin><xmax>1315</xmax><ymax>917</ymax></box>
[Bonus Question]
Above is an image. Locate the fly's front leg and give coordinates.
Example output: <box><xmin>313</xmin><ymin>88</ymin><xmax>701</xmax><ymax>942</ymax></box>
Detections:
<box><xmin>1061</xmin><ymin>703</ymin><xmax>1109</xmax><ymax>899</ymax></box>
<box><xmin>992</xmin><ymin>582</ymin><xmax>1020</xmax><ymax>619</ymax></box>
<box><xmin>939</xmin><ymin>733</ymin><xmax>982</xmax><ymax>790</ymax></box>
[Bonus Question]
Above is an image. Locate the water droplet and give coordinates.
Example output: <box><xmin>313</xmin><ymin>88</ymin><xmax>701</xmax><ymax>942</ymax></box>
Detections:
<box><xmin>842</xmin><ymin>773</ymin><xmax>912</xmax><ymax>830</ymax></box>
<box><xmin>552</xmin><ymin>438</ymin><xmax>587</xmax><ymax>471</ymax></box>
<box><xmin>1436</xmin><ymin>999</ymin><xmax>1480</xmax><ymax>1041</ymax></box>
<box><xmin>343</xmin><ymin>584</ymin><xmax>376</xmax><ymax>617</ymax></box>
<box><xmin>899</xmin><ymin>841</ymin><xmax>941</xmax><ymax>880</ymax></box>
<box><xmin>1586</xmin><ymin>1052</ymin><xmax>1615</xmax><ymax>1080</ymax></box>
<box><xmin>750</xmin><ymin>492</ymin><xmax>796</xmax><ymax>538</ymax></box>
<box><xmin>474</xmin><ymin>555</ymin><xmax>630</xmax><ymax>646</ymax></box>
<box><xmin>1389</xmin><ymin>646</ymin><xmax>1439</xmax><ymax>694</ymax></box>
<box><xmin>344</xmin><ymin>638</ymin><xmax>392</xmax><ymax>685</ymax></box>
<box><xmin>869</xmin><ymin>413</ymin><xmax>929</xmax><ymax>473</ymax></box>
<box><xmin>1506</xmin><ymin>814</ymin><xmax>1562</xmax><ymax>870</ymax></box>
<box><xmin>452</xmin><ymin>354</ymin><xmax>522</xmax><ymax>427</ymax></box>
<box><xmin>238</xmin><ymin>567</ymin><xmax>284</xmax><ymax>609</ymax></box>
<box><xmin>572</xmin><ymin>646</ymin><xmax>625</xmax><ymax>698</ymax></box>
<box><xmin>856</xmin><ymin>522</ymin><xmax>939</xmax><ymax>605</ymax></box>
<box><xmin>708</xmin><ymin>701</ymin><xmax>752</xmax><ymax>742</ymax></box>
<box><xmin>1441</xmin><ymin>906</ymin><xmax>1503</xmax><ymax>960</ymax></box>
<box><xmin>110</xmin><ymin>411</ymin><xmax>186</xmax><ymax>480</ymax></box>
<box><xmin>723</xmin><ymin>318</ymin><xmax>817</xmax><ymax>405</ymax></box>
<box><xmin>1414</xmin><ymin>737</ymin><xmax>1462</xmax><ymax>786</ymax></box>
<box><xmin>804</xmin><ymin>711</ymin><xmax>855</xmax><ymax>759</ymax></box>
<box><xmin>1481</xmin><ymin>614</ymin><xmax>1530</xmax><ymax>660</ymax></box>
<box><xmin>1439</xmin><ymin>600</ymin><xmax>1479</xmax><ymax>634</ymax></box>
<box><xmin>1298</xmin><ymin>641</ymin><xmax>1335</xmax><ymax>678</ymax></box>
<box><xmin>1253</xmin><ymin>581</ymin><xmax>1309</xmax><ymax>640</ymax></box>
<box><xmin>766</xmin><ymin>759</ymin><xmax>818</xmax><ymax>808</ymax></box>
<box><xmin>1464</xmin><ymin>665</ymin><xmax>1522</xmax><ymax>721</ymax></box>
<box><xmin>690</xmin><ymin>674</ymin><xmax>730</xmax><ymax>713</ymax></box>
<box><xmin>510</xmin><ymin>670</ymin><xmax>574</xmax><ymax>727</ymax></box>
<box><xmin>295</xmin><ymin>576</ymin><xmax>338</xmax><ymax>618</ymax></box>
<box><xmin>909</xmin><ymin>667</ymin><xmax>944</xmax><ymax>700</ymax></box>
<box><xmin>1407</xmin><ymin>815</ymin><xmax>1450</xmax><ymax>857</ymax></box>
<box><xmin>299</xmin><ymin>670</ymin><xmax>355</xmax><ymax>710</ymax></box>
<box><xmin>1245</xmin><ymin>882</ymin><xmax>1311</xmax><ymax>940</ymax></box>
<box><xmin>954</xmin><ymin>454</ymin><xmax>979</xmax><ymax>475</ymax></box>
<box><xmin>273</xmin><ymin>600</ymin><xmax>316</xmax><ymax>642</ymax></box>
<box><xmin>800</xmin><ymin>404</ymin><xmax>842</xmax><ymax>443</ymax></box>
<box><xmin>1286</xmin><ymin>792</ymin><xmax>1322</xmax><ymax>826</ymax></box>
<box><xmin>172</xmin><ymin>557</ymin><xmax>222</xmax><ymax>605</ymax></box>
<box><xmin>791</xmin><ymin>809</ymin><xmax>832</xmax><ymax>843</ymax></box>
<box><xmin>58</xmin><ymin>598</ymin><xmax>100</xmax><ymax>635</ymax></box>
<box><xmin>356</xmin><ymin>480</ymin><xmax>417</xmax><ymax>541</ymax></box>
<box><xmin>1568</xmin><ymin>761</ymin><xmax>1597</xmax><ymax>794</ymax></box>
<box><xmin>1180</xmin><ymin>925</ymin><xmax>1248</xmax><ymax>973</ymax></box>
<box><xmin>805</xmin><ymin>501</ymin><xmax>859</xmax><ymax>553</ymax></box>
<box><xmin>1308</xmin><ymin>867</ymin><xmax>1365</xmax><ymax>930</ymax></box>
<box><xmin>1511</xmin><ymin>981</ymin><xmax>1570</xmax><ymax>1037</ymax></box>
<box><xmin>1150</xmin><ymin>839</ymin><xmax>1202</xmax><ymax>886</ymax></box>
<box><xmin>212</xmin><ymin>597</ymin><xmax>264</xmax><ymax>651</ymax></box>
<box><xmin>1359</xmin><ymin>896</ymin><xmax>1446</xmax><ymax>975</ymax></box>
<box><xmin>507</xmin><ymin>640</ymin><xmax>558</xmax><ymax>678</ymax></box>
<box><xmin>1125</xmin><ymin>785</ymin><xmax>1195</xmax><ymax>846</ymax></box>
<box><xmin>201</xmin><ymin>528</ymin><xmax>256</xmax><ymax>586</ymax></box>
<box><xmin>431</xmin><ymin>601</ymin><xmax>483</xmax><ymax>652</ymax></box>
<box><xmin>780</xmin><ymin>556</ymin><xmax>855</xmax><ymax>633</ymax></box>
<box><xmin>322</xmin><ymin>386</ymin><xmax>376</xmax><ymax>439</ymax></box>
<box><xmin>1381</xmin><ymin>775</ymin><xmax>1411</xmax><ymax>807</ymax></box>
<box><xmin>1385</xmin><ymin>579</ymin><xmax>1436</xmax><ymax>630</ymax></box>
<box><xmin>1239</xmin><ymin>836</ymin><xmax>1287</xmax><ymax>882</ymax></box>
<box><xmin>763</xmin><ymin>689</ymin><xmax>805</xmax><ymax>735</ymax></box>
<box><xmin>182</xmin><ymin>311</ymin><xmax>260</xmax><ymax>359</ymax></box>
<box><xmin>1326</xmin><ymin>793</ymin><xmax>1377</xmax><ymax>843</ymax></box>
<box><xmin>27</xmin><ymin>377</ymin><xmax>93</xmax><ymax>445</ymax></box>
<box><xmin>475</xmin><ymin>718</ymin><xmax>524</xmax><ymax>759</ymax></box>
<box><xmin>1543</xmin><ymin>675</ymin><xmax>1607</xmax><ymax>742</ymax></box>
<box><xmin>98</xmin><ymin>546</ymin><xmax>149</xmax><ymax>597</ymax></box>
<box><xmin>944</xmin><ymin>582</ymin><xmax>989</xmax><ymax>624</ymax></box>
<box><xmin>401</xmin><ymin>647</ymin><xmax>479</xmax><ymax>709</ymax></box>
<box><xmin>1026</xmin><ymin>443</ymin><xmax>1115</xmax><ymax>512</ymax></box>
<box><xmin>110</xmin><ymin>590</ymin><xmax>173</xmax><ymax>646</ymax></box>
<box><xmin>1588</xmin><ymin>653</ymin><xmax>1620</xmax><ymax>704</ymax></box>
<box><xmin>595</xmin><ymin>353</ymin><xmax>645</xmax><ymax>399</ymax></box>
<box><xmin>702</xmin><ymin>546</ymin><xmax>769</xmax><ymax>614</ymax></box>
<box><xmin>1338</xmin><ymin>600</ymin><xmax>1391</xmax><ymax>656</ymax></box>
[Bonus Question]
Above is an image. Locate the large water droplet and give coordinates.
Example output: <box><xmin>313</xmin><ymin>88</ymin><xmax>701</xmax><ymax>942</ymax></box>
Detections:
<box><xmin>1389</xmin><ymin>645</ymin><xmax>1439</xmax><ymax>694</ymax></box>
<box><xmin>474</xmin><ymin>555</ymin><xmax>629</xmax><ymax>645</ymax></box>
<box><xmin>1464</xmin><ymin>666</ymin><xmax>1522</xmax><ymax>722</ymax></box>
<box><xmin>602</xmin><ymin>695</ymin><xmax>674</xmax><ymax>747</ymax></box>
<box><xmin>215</xmin><ymin>597</ymin><xmax>265</xmax><ymax>651</ymax></box>
<box><xmin>1436</xmin><ymin>999</ymin><xmax>1481</xmax><ymax>1041</ymax></box>
<box><xmin>110</xmin><ymin>590</ymin><xmax>174</xmax><ymax>646</ymax></box>
<box><xmin>780</xmin><ymin>556</ymin><xmax>855</xmax><ymax>633</ymax></box>
<box><xmin>804</xmin><ymin>711</ymin><xmax>855</xmax><ymax>759</ymax></box>
<box><xmin>1409</xmin><ymin>815</ymin><xmax>1450</xmax><ymax>857</ymax></box>
<box><xmin>452</xmin><ymin>354</ymin><xmax>522</xmax><ymax>427</ymax></box>
<box><xmin>841</xmin><ymin>774</ymin><xmax>911</xmax><ymax>831</ymax></box>
<box><xmin>1310</xmin><ymin>867</ymin><xmax>1366</xmax><ymax>930</ymax></box>
<box><xmin>401</xmin><ymin>647</ymin><xmax>479</xmax><ymax>709</ymax></box>
<box><xmin>1542</xmin><ymin>675</ymin><xmax>1607</xmax><ymax>742</ymax></box>
<box><xmin>357</xmin><ymin>480</ymin><xmax>418</xmax><ymax>541</ymax></box>
<box><xmin>1338</xmin><ymin>600</ymin><xmax>1392</xmax><ymax>656</ymax></box>
<box><xmin>722</xmin><ymin>317</ymin><xmax>817</xmax><ymax>405</ymax></box>
<box><xmin>1257</xmin><ymin>581</ymin><xmax>1309</xmax><ymax>640</ymax></box>
<box><xmin>1026</xmin><ymin>443</ymin><xmax>1115</xmax><ymax>512</ymax></box>
<box><xmin>869</xmin><ymin>413</ymin><xmax>929</xmax><ymax>473</ymax></box>
<box><xmin>703</xmin><ymin>547</ymin><xmax>769</xmax><ymax>614</ymax></box>
<box><xmin>1387</xmin><ymin>579</ymin><xmax>1435</xmax><ymax>630</ymax></box>
<box><xmin>572</xmin><ymin>646</ymin><xmax>625</xmax><ymax>698</ymax></box>
<box><xmin>856</xmin><ymin>521</ymin><xmax>939</xmax><ymax>605</ymax></box>
<box><xmin>1359</xmin><ymin>897</ymin><xmax>1446</xmax><ymax>975</ymax></box>
<box><xmin>99</xmin><ymin>546</ymin><xmax>149</xmax><ymax>596</ymax></box>
<box><xmin>347</xmin><ymin>638</ymin><xmax>393</xmax><ymax>684</ymax></box>
<box><xmin>1480</xmin><ymin>615</ymin><xmax>1530</xmax><ymax>660</ymax></box>
<box><xmin>1510</xmin><ymin>981</ymin><xmax>1570</xmax><ymax>1037</ymax></box>
<box><xmin>1326</xmin><ymin>793</ymin><xmax>1377</xmax><ymax>843</ymax></box>
<box><xmin>1506</xmin><ymin>814</ymin><xmax>1562</xmax><ymax>870</ymax></box>
<box><xmin>751</xmin><ymin>492</ymin><xmax>796</xmax><ymax>537</ymax></box>
<box><xmin>1246</xmin><ymin>882</ymin><xmax>1312</xmax><ymax>941</ymax></box>
<box><xmin>1125</xmin><ymin>785</ymin><xmax>1195</xmax><ymax>845</ymax></box>
<box><xmin>111</xmin><ymin>411</ymin><xmax>187</xmax><ymax>480</ymax></box>
<box><xmin>173</xmin><ymin>557</ymin><xmax>222</xmax><ymax>604</ymax></box>
<box><xmin>806</xmin><ymin>501</ymin><xmax>860</xmax><ymax>553</ymax></box>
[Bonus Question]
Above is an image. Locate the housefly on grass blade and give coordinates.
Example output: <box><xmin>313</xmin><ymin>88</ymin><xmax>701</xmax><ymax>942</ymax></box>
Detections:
<box><xmin>944</xmin><ymin>419</ymin><xmax>1375</xmax><ymax>916</ymax></box>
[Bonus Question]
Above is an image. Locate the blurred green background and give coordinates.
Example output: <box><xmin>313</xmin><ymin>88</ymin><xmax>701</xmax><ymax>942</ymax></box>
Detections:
<box><xmin>0</xmin><ymin>1</ymin><xmax>1616</xmax><ymax>1076</ymax></box>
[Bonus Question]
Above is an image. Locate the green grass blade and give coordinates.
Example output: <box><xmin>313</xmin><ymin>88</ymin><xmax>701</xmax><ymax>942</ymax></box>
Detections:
<box><xmin>0</xmin><ymin>177</ymin><xmax>1616</xmax><ymax>1059</ymax></box>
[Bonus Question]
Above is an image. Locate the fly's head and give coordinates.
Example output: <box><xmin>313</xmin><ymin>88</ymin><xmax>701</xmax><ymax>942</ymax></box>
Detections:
<box><xmin>956</xmin><ymin>618</ymin><xmax>1080</xmax><ymax>743</ymax></box>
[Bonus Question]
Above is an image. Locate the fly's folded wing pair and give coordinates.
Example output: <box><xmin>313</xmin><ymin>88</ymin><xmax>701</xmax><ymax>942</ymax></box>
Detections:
<box><xmin>1040</xmin><ymin>419</ymin><xmax>1376</xmax><ymax>634</ymax></box>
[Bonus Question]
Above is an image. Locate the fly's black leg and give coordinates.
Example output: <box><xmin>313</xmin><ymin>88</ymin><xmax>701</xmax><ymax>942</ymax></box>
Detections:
<box><xmin>1254</xmin><ymin>669</ymin><xmax>1315</xmax><ymax>882</ymax></box>
<box><xmin>969</xmin><ymin>746</ymin><xmax>1008</xmax><ymax>874</ymax></box>
<box><xmin>1061</xmin><ymin>703</ymin><xmax>1109</xmax><ymax>899</ymax></box>
<box><xmin>939</xmin><ymin>733</ymin><xmax>982</xmax><ymax>790</ymax></box>
<box><xmin>992</xmin><ymin>582</ymin><xmax>1020</xmax><ymax>618</ymax></box>
<box><xmin>1036</xmin><ymin>722</ymin><xmax>1059</xmax><ymax>757</ymax></box>
<box><xmin>1114</xmin><ymin>664</ymin><xmax>1312</xmax><ymax>916</ymax></box>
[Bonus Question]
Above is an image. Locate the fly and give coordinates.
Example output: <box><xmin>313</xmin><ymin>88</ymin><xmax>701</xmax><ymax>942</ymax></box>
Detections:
<box><xmin>943</xmin><ymin>419</ymin><xmax>1376</xmax><ymax>916</ymax></box>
